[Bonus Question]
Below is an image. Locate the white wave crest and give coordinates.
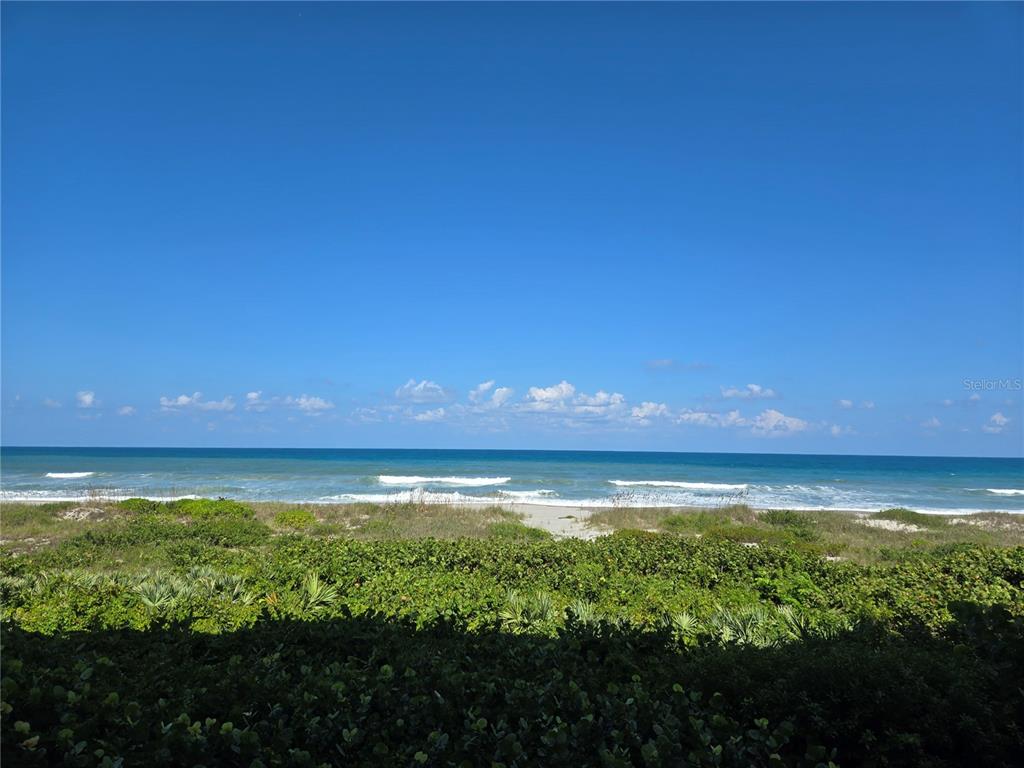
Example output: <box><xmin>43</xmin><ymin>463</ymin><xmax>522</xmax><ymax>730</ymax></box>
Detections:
<box><xmin>500</xmin><ymin>489</ymin><xmax>557</xmax><ymax>499</ymax></box>
<box><xmin>609</xmin><ymin>480</ymin><xmax>748</xmax><ymax>491</ymax></box>
<box><xmin>44</xmin><ymin>471</ymin><xmax>96</xmax><ymax>479</ymax></box>
<box><xmin>377</xmin><ymin>475</ymin><xmax>511</xmax><ymax>487</ymax></box>
<box><xmin>986</xmin><ymin>488</ymin><xmax>1024</xmax><ymax>496</ymax></box>
<box><xmin>0</xmin><ymin>490</ymin><xmax>198</xmax><ymax>503</ymax></box>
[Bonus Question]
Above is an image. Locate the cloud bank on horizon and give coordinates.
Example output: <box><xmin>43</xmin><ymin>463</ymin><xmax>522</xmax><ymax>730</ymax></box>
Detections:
<box><xmin>6</xmin><ymin>373</ymin><xmax>1021</xmax><ymax>454</ymax></box>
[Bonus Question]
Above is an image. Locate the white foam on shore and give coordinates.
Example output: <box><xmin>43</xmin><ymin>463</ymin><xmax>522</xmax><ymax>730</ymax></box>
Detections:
<box><xmin>44</xmin><ymin>472</ymin><xmax>96</xmax><ymax>479</ymax></box>
<box><xmin>377</xmin><ymin>475</ymin><xmax>511</xmax><ymax>487</ymax></box>
<box><xmin>0</xmin><ymin>490</ymin><xmax>199</xmax><ymax>503</ymax></box>
<box><xmin>609</xmin><ymin>480</ymin><xmax>748</xmax><ymax>491</ymax></box>
<box><xmin>500</xmin><ymin>489</ymin><xmax>557</xmax><ymax>499</ymax></box>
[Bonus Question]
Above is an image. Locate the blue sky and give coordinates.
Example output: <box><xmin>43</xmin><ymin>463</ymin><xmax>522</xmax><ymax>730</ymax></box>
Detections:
<box><xmin>2</xmin><ymin>2</ymin><xmax>1021</xmax><ymax>455</ymax></box>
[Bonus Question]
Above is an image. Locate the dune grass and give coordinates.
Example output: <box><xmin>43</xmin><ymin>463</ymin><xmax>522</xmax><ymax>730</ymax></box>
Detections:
<box><xmin>586</xmin><ymin>504</ymin><xmax>1024</xmax><ymax>563</ymax></box>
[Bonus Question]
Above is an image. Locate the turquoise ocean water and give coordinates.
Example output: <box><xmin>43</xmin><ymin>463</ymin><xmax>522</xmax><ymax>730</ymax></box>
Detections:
<box><xmin>1</xmin><ymin>447</ymin><xmax>1022</xmax><ymax>514</ymax></box>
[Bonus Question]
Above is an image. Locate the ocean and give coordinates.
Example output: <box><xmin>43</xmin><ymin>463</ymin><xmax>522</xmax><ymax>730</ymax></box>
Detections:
<box><xmin>1</xmin><ymin>447</ymin><xmax>1022</xmax><ymax>514</ymax></box>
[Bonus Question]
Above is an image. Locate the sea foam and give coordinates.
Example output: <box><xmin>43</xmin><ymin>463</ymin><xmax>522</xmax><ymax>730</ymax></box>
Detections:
<box><xmin>44</xmin><ymin>472</ymin><xmax>96</xmax><ymax>479</ymax></box>
<box><xmin>377</xmin><ymin>475</ymin><xmax>511</xmax><ymax>487</ymax></box>
<box><xmin>609</xmin><ymin>480</ymin><xmax>748</xmax><ymax>491</ymax></box>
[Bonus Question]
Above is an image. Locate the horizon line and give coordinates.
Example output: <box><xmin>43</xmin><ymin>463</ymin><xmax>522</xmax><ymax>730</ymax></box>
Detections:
<box><xmin>1</xmin><ymin>444</ymin><xmax>1021</xmax><ymax>461</ymax></box>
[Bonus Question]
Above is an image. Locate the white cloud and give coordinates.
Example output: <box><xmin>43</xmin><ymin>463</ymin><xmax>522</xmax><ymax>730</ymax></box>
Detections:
<box><xmin>982</xmin><ymin>412</ymin><xmax>1009</xmax><ymax>434</ymax></box>
<box><xmin>573</xmin><ymin>390</ymin><xmax>626</xmax><ymax>414</ymax></box>
<box><xmin>159</xmin><ymin>392</ymin><xmax>236</xmax><ymax>412</ymax></box>
<box><xmin>42</xmin><ymin>398</ymin><xmax>61</xmax><ymax>409</ymax></box>
<box><xmin>117</xmin><ymin>405</ymin><xmax>136</xmax><ymax>416</ymax></box>
<box><xmin>491</xmin><ymin>387</ymin><xmax>513</xmax><ymax>407</ymax></box>
<box><xmin>527</xmin><ymin>380</ymin><xmax>575</xmax><ymax>403</ymax></box>
<box><xmin>837</xmin><ymin>399</ymin><xmax>853</xmax><ymax>409</ymax></box>
<box><xmin>921</xmin><ymin>416</ymin><xmax>941</xmax><ymax>429</ymax></box>
<box><xmin>524</xmin><ymin>380</ymin><xmax>576</xmax><ymax>411</ymax></box>
<box><xmin>76</xmin><ymin>391</ymin><xmax>97</xmax><ymax>408</ymax></box>
<box><xmin>721</xmin><ymin>384</ymin><xmax>777</xmax><ymax>400</ymax></box>
<box><xmin>413</xmin><ymin>407</ymin><xmax>446</xmax><ymax>422</ymax></box>
<box><xmin>749</xmin><ymin>409</ymin><xmax>808</xmax><ymax>436</ymax></box>
<box><xmin>676</xmin><ymin>408</ymin><xmax>746</xmax><ymax>428</ymax></box>
<box><xmin>284</xmin><ymin>394</ymin><xmax>335</xmax><ymax>414</ymax></box>
<box><xmin>245</xmin><ymin>391</ymin><xmax>269</xmax><ymax>412</ymax></box>
<box><xmin>941</xmin><ymin>399</ymin><xmax>954</xmax><ymax>407</ymax></box>
<box><xmin>469</xmin><ymin>380</ymin><xmax>495</xmax><ymax>403</ymax></box>
<box><xmin>861</xmin><ymin>400</ymin><xmax>875</xmax><ymax>410</ymax></box>
<box><xmin>631</xmin><ymin>401</ymin><xmax>670</xmax><ymax>424</ymax></box>
<box><xmin>830</xmin><ymin>424</ymin><xmax>855</xmax><ymax>437</ymax></box>
<box><xmin>395</xmin><ymin>379</ymin><xmax>451</xmax><ymax>403</ymax></box>
<box><xmin>969</xmin><ymin>393</ymin><xmax>981</xmax><ymax>402</ymax></box>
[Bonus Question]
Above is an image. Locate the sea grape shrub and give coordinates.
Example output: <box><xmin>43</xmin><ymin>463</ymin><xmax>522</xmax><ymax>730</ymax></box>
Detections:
<box><xmin>167</xmin><ymin>498</ymin><xmax>256</xmax><ymax>520</ymax></box>
<box><xmin>115</xmin><ymin>497</ymin><xmax>159</xmax><ymax>514</ymax></box>
<box><xmin>1</xmin><ymin>620</ymin><xmax>839</xmax><ymax>768</ymax></box>
<box><xmin>273</xmin><ymin>509</ymin><xmax>318</xmax><ymax>530</ymax></box>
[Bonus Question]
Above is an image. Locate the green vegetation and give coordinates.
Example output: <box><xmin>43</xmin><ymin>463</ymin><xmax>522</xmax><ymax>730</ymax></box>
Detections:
<box><xmin>2</xmin><ymin>498</ymin><xmax>1023</xmax><ymax>766</ymax></box>
<box><xmin>589</xmin><ymin>504</ymin><xmax>1024</xmax><ymax>563</ymax></box>
<box><xmin>272</xmin><ymin>508</ymin><xmax>318</xmax><ymax>530</ymax></box>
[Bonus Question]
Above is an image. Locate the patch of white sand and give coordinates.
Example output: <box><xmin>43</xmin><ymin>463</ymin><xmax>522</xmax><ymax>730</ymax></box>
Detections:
<box><xmin>857</xmin><ymin>518</ymin><xmax>924</xmax><ymax>533</ymax></box>
<box><xmin>505</xmin><ymin>503</ymin><xmax>605</xmax><ymax>539</ymax></box>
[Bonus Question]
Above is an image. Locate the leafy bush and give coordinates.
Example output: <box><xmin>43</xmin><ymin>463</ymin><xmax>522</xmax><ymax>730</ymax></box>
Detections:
<box><xmin>488</xmin><ymin>520</ymin><xmax>551</xmax><ymax>540</ymax></box>
<box><xmin>168</xmin><ymin>498</ymin><xmax>255</xmax><ymax>520</ymax></box>
<box><xmin>761</xmin><ymin>509</ymin><xmax>807</xmax><ymax>527</ymax></box>
<box><xmin>116</xmin><ymin>497</ymin><xmax>159</xmax><ymax>514</ymax></box>
<box><xmin>2</xmin><ymin>507</ymin><xmax>1023</xmax><ymax>767</ymax></box>
<box><xmin>273</xmin><ymin>509</ymin><xmax>317</xmax><ymax>530</ymax></box>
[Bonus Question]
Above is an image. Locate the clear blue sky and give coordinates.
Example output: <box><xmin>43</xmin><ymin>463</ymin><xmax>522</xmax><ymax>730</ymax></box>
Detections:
<box><xmin>2</xmin><ymin>2</ymin><xmax>1021</xmax><ymax>455</ymax></box>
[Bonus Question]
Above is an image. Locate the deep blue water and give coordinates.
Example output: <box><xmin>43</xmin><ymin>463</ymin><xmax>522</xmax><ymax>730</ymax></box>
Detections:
<box><xmin>1</xmin><ymin>447</ymin><xmax>1022</xmax><ymax>513</ymax></box>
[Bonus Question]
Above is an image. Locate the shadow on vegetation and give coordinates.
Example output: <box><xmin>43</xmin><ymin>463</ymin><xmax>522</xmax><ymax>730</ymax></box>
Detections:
<box><xmin>3</xmin><ymin>602</ymin><xmax>1022</xmax><ymax>768</ymax></box>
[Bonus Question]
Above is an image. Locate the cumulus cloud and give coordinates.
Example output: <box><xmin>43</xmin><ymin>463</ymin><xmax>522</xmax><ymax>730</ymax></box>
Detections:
<box><xmin>527</xmin><ymin>380</ymin><xmax>575</xmax><ymax>403</ymax></box>
<box><xmin>491</xmin><ymin>387</ymin><xmax>514</xmax><ymax>407</ymax></box>
<box><xmin>721</xmin><ymin>384</ymin><xmax>777</xmax><ymax>400</ymax></box>
<box><xmin>117</xmin><ymin>406</ymin><xmax>136</xmax><ymax>416</ymax></box>
<box><xmin>829</xmin><ymin>424</ymin><xmax>855</xmax><ymax>437</ymax></box>
<box><xmin>76</xmin><ymin>391</ymin><xmax>97</xmax><ymax>409</ymax></box>
<box><xmin>574</xmin><ymin>390</ymin><xmax>626</xmax><ymax>415</ymax></box>
<box><xmin>982</xmin><ymin>412</ymin><xmax>1009</xmax><ymax>434</ymax></box>
<box><xmin>522</xmin><ymin>380</ymin><xmax>577</xmax><ymax>411</ymax></box>
<box><xmin>413</xmin><ymin>407</ymin><xmax>447</xmax><ymax>422</ymax></box>
<box><xmin>631</xmin><ymin>401</ymin><xmax>670</xmax><ymax>425</ymax></box>
<box><xmin>837</xmin><ymin>399</ymin><xmax>853</xmax><ymax>409</ymax></box>
<box><xmin>921</xmin><ymin>416</ymin><xmax>941</xmax><ymax>429</ymax></box>
<box><xmin>749</xmin><ymin>409</ymin><xmax>808</xmax><ymax>436</ymax></box>
<box><xmin>159</xmin><ymin>392</ymin><xmax>236</xmax><ymax>412</ymax></box>
<box><xmin>676</xmin><ymin>409</ymin><xmax>746</xmax><ymax>428</ymax></box>
<box><xmin>42</xmin><ymin>398</ymin><xmax>61</xmax><ymax>409</ymax></box>
<box><xmin>469</xmin><ymin>380</ymin><xmax>495</xmax><ymax>403</ymax></box>
<box><xmin>969</xmin><ymin>393</ymin><xmax>981</xmax><ymax>402</ymax></box>
<box><xmin>395</xmin><ymin>379</ymin><xmax>451</xmax><ymax>403</ymax></box>
<box><xmin>245</xmin><ymin>391</ymin><xmax>269</xmax><ymax>412</ymax></box>
<box><xmin>861</xmin><ymin>400</ymin><xmax>875</xmax><ymax>409</ymax></box>
<box><xmin>284</xmin><ymin>394</ymin><xmax>335</xmax><ymax>414</ymax></box>
<box><xmin>942</xmin><ymin>399</ymin><xmax>954</xmax><ymax>407</ymax></box>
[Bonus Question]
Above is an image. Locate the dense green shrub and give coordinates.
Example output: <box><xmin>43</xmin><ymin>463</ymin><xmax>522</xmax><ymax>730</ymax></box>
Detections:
<box><xmin>273</xmin><ymin>508</ymin><xmax>317</xmax><ymax>530</ymax></box>
<box><xmin>2</xmin><ymin>511</ymin><xmax>1023</xmax><ymax>767</ymax></box>
<box><xmin>167</xmin><ymin>498</ymin><xmax>255</xmax><ymax>520</ymax></box>
<box><xmin>488</xmin><ymin>520</ymin><xmax>552</xmax><ymax>540</ymax></box>
<box><xmin>115</xmin><ymin>497</ymin><xmax>159</xmax><ymax>514</ymax></box>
